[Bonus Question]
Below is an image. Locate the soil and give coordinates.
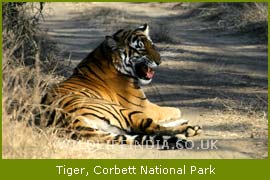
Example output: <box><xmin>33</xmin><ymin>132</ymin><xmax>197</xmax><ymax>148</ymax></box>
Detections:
<box><xmin>39</xmin><ymin>2</ymin><xmax>268</xmax><ymax>159</ymax></box>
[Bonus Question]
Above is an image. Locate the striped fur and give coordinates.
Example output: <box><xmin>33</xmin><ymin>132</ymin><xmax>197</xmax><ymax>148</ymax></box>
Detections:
<box><xmin>39</xmin><ymin>24</ymin><xmax>201</xmax><ymax>149</ymax></box>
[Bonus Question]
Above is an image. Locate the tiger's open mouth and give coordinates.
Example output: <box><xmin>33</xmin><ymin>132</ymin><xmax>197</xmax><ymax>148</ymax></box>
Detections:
<box><xmin>134</xmin><ymin>61</ymin><xmax>156</xmax><ymax>80</ymax></box>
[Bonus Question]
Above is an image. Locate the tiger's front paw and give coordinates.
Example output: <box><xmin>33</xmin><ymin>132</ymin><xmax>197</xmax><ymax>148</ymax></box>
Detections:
<box><xmin>172</xmin><ymin>124</ymin><xmax>202</xmax><ymax>137</ymax></box>
<box><xmin>185</xmin><ymin>125</ymin><xmax>202</xmax><ymax>137</ymax></box>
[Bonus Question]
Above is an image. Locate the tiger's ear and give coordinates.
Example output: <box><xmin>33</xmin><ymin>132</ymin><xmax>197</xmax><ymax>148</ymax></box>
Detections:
<box><xmin>136</xmin><ymin>24</ymin><xmax>149</xmax><ymax>37</ymax></box>
<box><xmin>112</xmin><ymin>29</ymin><xmax>124</xmax><ymax>41</ymax></box>
<box><xmin>105</xmin><ymin>36</ymin><xmax>118</xmax><ymax>51</ymax></box>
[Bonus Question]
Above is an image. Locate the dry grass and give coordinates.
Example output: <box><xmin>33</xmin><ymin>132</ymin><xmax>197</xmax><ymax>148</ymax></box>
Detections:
<box><xmin>2</xmin><ymin>3</ymin><xmax>65</xmax><ymax>159</ymax></box>
<box><xmin>180</xmin><ymin>2</ymin><xmax>267</xmax><ymax>41</ymax></box>
<box><xmin>2</xmin><ymin>41</ymin><xmax>65</xmax><ymax>159</ymax></box>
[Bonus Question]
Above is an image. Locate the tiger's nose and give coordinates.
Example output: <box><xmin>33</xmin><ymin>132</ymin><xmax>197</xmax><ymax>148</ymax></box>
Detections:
<box><xmin>147</xmin><ymin>47</ymin><xmax>161</xmax><ymax>65</ymax></box>
<box><xmin>152</xmin><ymin>44</ymin><xmax>161</xmax><ymax>65</ymax></box>
<box><xmin>154</xmin><ymin>54</ymin><xmax>161</xmax><ymax>65</ymax></box>
<box><xmin>156</xmin><ymin>58</ymin><xmax>161</xmax><ymax>65</ymax></box>
<box><xmin>147</xmin><ymin>55</ymin><xmax>161</xmax><ymax>66</ymax></box>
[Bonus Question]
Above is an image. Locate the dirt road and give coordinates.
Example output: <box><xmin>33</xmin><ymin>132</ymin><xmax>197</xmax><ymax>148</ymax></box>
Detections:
<box><xmin>40</xmin><ymin>2</ymin><xmax>268</xmax><ymax>159</ymax></box>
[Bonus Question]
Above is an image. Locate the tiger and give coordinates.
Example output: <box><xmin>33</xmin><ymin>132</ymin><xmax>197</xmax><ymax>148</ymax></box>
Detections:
<box><xmin>39</xmin><ymin>24</ymin><xmax>201</xmax><ymax>149</ymax></box>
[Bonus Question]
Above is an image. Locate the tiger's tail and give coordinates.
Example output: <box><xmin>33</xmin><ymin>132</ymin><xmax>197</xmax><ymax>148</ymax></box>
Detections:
<box><xmin>67</xmin><ymin>128</ymin><xmax>190</xmax><ymax>150</ymax></box>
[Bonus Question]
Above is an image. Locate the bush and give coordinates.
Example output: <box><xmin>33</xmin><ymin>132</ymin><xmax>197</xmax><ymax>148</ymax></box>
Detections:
<box><xmin>182</xmin><ymin>2</ymin><xmax>268</xmax><ymax>41</ymax></box>
<box><xmin>2</xmin><ymin>3</ymin><xmax>64</xmax><ymax>125</ymax></box>
<box><xmin>2</xmin><ymin>2</ymin><xmax>60</xmax><ymax>69</ymax></box>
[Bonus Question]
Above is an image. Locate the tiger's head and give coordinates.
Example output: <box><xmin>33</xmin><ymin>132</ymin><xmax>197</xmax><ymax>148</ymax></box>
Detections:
<box><xmin>105</xmin><ymin>24</ymin><xmax>161</xmax><ymax>85</ymax></box>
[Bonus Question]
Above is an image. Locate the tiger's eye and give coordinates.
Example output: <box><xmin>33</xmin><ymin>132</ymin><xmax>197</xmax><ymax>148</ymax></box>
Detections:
<box><xmin>139</xmin><ymin>41</ymin><xmax>144</xmax><ymax>48</ymax></box>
